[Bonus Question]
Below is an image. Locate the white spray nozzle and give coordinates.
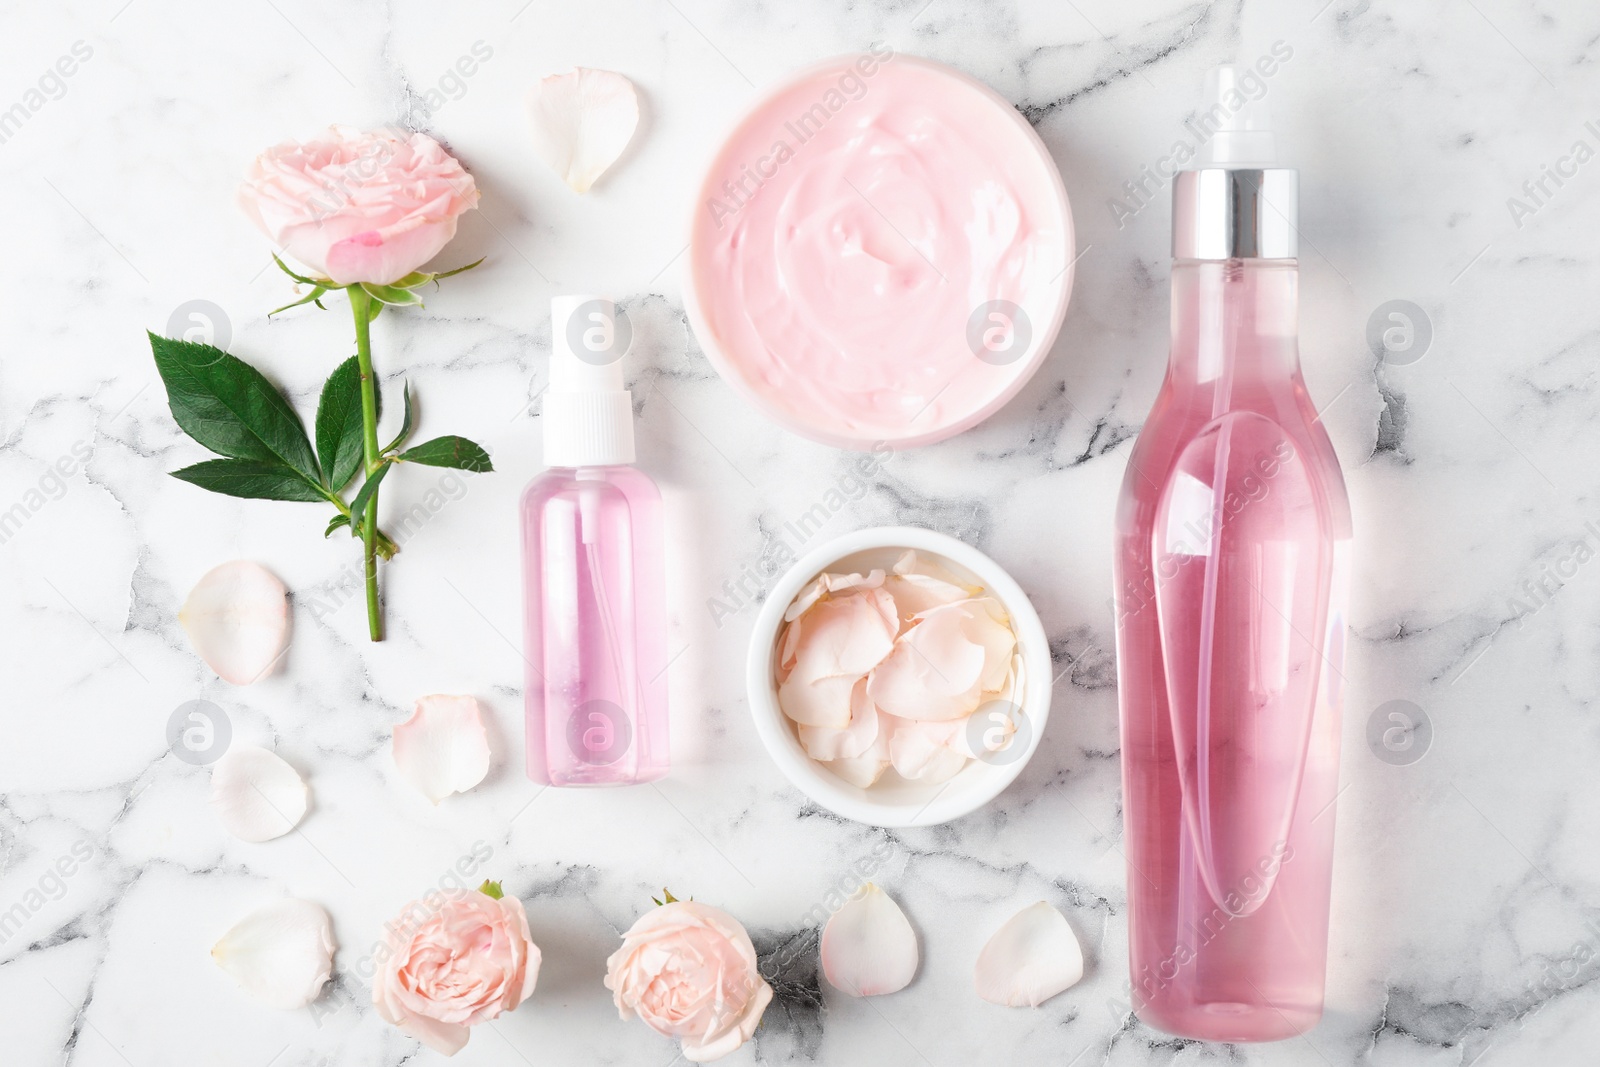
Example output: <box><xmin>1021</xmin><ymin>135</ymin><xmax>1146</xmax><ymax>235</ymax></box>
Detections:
<box><xmin>551</xmin><ymin>294</ymin><xmax>631</xmax><ymax>393</ymax></box>
<box><xmin>543</xmin><ymin>294</ymin><xmax>636</xmax><ymax>468</ymax></box>
<box><xmin>1192</xmin><ymin>64</ymin><xmax>1277</xmax><ymax>168</ymax></box>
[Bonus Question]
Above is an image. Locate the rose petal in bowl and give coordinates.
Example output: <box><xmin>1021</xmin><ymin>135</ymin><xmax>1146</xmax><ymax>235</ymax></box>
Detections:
<box><xmin>884</xmin><ymin>551</ymin><xmax>974</xmax><ymax>621</ymax></box>
<box><xmin>777</xmin><ymin>589</ymin><xmax>898</xmax><ymax>728</ymax></box>
<box><xmin>867</xmin><ymin>602</ymin><xmax>987</xmax><ymax>721</ymax></box>
<box><xmin>179</xmin><ymin>561</ymin><xmax>289</xmax><ymax>685</ymax></box>
<box><xmin>798</xmin><ymin>680</ymin><xmax>880</xmax><ymax>760</ymax></box>
<box><xmin>887</xmin><ymin>717</ymin><xmax>969</xmax><ymax>782</ymax></box>
<box><xmin>821</xmin><ymin>884</ymin><xmax>919</xmax><ymax>996</ymax></box>
<box><xmin>974</xmin><ymin>901</ymin><xmax>1084</xmax><ymax>1007</ymax></box>
<box><xmin>209</xmin><ymin>745</ymin><xmax>309</xmax><ymax>842</ymax></box>
<box><xmin>392</xmin><ymin>694</ymin><xmax>492</xmax><ymax>804</ymax></box>
<box><xmin>212</xmin><ymin>898</ymin><xmax>335</xmax><ymax>1009</ymax></box>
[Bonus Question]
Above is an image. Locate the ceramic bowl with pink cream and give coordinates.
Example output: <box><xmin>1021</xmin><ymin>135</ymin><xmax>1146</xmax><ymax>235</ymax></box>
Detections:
<box><xmin>685</xmin><ymin>50</ymin><xmax>1075</xmax><ymax>449</ymax></box>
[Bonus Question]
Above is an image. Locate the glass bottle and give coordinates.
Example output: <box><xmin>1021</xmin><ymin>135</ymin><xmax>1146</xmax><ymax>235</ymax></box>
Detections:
<box><xmin>1113</xmin><ymin>67</ymin><xmax>1353</xmax><ymax>1040</ymax></box>
<box><xmin>522</xmin><ymin>296</ymin><xmax>669</xmax><ymax>786</ymax></box>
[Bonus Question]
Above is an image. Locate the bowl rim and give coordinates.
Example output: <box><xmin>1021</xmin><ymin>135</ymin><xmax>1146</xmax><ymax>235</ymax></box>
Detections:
<box><xmin>745</xmin><ymin>526</ymin><xmax>1053</xmax><ymax>827</ymax></box>
<box><xmin>682</xmin><ymin>51</ymin><xmax>1077</xmax><ymax>452</ymax></box>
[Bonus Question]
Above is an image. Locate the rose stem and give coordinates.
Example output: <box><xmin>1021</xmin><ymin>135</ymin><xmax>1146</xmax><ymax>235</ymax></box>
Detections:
<box><xmin>348</xmin><ymin>285</ymin><xmax>384</xmax><ymax>641</ymax></box>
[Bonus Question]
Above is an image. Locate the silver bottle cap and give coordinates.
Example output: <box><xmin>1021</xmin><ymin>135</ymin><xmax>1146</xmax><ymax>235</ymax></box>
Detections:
<box><xmin>1172</xmin><ymin>168</ymin><xmax>1298</xmax><ymax>260</ymax></box>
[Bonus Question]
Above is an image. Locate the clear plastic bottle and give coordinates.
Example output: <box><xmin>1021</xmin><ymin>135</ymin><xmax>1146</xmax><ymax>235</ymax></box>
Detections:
<box><xmin>522</xmin><ymin>296</ymin><xmax>669</xmax><ymax>786</ymax></box>
<box><xmin>1113</xmin><ymin>68</ymin><xmax>1352</xmax><ymax>1040</ymax></box>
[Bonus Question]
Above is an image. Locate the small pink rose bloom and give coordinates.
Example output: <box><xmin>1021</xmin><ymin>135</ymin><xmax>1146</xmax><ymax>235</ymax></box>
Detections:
<box><xmin>372</xmin><ymin>889</ymin><xmax>540</xmax><ymax>1056</ymax></box>
<box><xmin>239</xmin><ymin>124</ymin><xmax>479</xmax><ymax>286</ymax></box>
<box><xmin>605</xmin><ymin>900</ymin><xmax>774</xmax><ymax>1062</ymax></box>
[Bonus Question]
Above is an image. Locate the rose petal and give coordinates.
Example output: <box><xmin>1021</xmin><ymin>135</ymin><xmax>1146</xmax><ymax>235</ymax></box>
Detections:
<box><xmin>868</xmin><ymin>598</ymin><xmax>1017</xmax><ymax>722</ymax></box>
<box><xmin>783</xmin><ymin>569</ymin><xmax>885</xmax><ymax>623</ymax></box>
<box><xmin>821</xmin><ymin>883</ymin><xmax>919</xmax><ymax>996</ymax></box>
<box><xmin>888</xmin><ymin>719</ymin><xmax>968</xmax><ymax>783</ymax></box>
<box><xmin>827</xmin><ymin>754</ymin><xmax>891</xmax><ymax>788</ymax></box>
<box><xmin>974</xmin><ymin>901</ymin><xmax>1084</xmax><ymax>1007</ymax></box>
<box><xmin>798</xmin><ymin>680</ymin><xmax>881</xmax><ymax>760</ymax></box>
<box><xmin>525</xmin><ymin>68</ymin><xmax>639</xmax><ymax>193</ymax></box>
<box><xmin>209</xmin><ymin>746</ymin><xmax>308</xmax><ymax>842</ymax></box>
<box><xmin>884</xmin><ymin>552</ymin><xmax>973</xmax><ymax>622</ymax></box>
<box><xmin>179</xmin><ymin>561</ymin><xmax>289</xmax><ymax>685</ymax></box>
<box><xmin>965</xmin><ymin>598</ymin><xmax>1018</xmax><ymax>692</ymax></box>
<box><xmin>392</xmin><ymin>695</ymin><xmax>492</xmax><ymax>804</ymax></box>
<box><xmin>211</xmin><ymin>898</ymin><xmax>335</xmax><ymax>1010</ymax></box>
<box><xmin>787</xmin><ymin>589</ymin><xmax>899</xmax><ymax>685</ymax></box>
<box><xmin>778</xmin><ymin>589</ymin><xmax>899</xmax><ymax>728</ymax></box>
<box><xmin>867</xmin><ymin>603</ymin><xmax>987</xmax><ymax>721</ymax></box>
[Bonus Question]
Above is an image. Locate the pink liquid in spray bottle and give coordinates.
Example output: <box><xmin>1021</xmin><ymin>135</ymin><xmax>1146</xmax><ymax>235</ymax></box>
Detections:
<box><xmin>1113</xmin><ymin>67</ymin><xmax>1352</xmax><ymax>1040</ymax></box>
<box><xmin>521</xmin><ymin>296</ymin><xmax>669</xmax><ymax>786</ymax></box>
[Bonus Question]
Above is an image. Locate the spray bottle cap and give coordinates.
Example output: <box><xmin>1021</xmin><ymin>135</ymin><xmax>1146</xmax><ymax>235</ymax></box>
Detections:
<box><xmin>1192</xmin><ymin>65</ymin><xmax>1278</xmax><ymax>167</ymax></box>
<box><xmin>1172</xmin><ymin>64</ymin><xmax>1298</xmax><ymax>260</ymax></box>
<box><xmin>542</xmin><ymin>295</ymin><xmax>636</xmax><ymax>467</ymax></box>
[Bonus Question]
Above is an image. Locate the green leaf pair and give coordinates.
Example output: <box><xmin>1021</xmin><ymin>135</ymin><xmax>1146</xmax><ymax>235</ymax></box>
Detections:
<box><xmin>149</xmin><ymin>333</ymin><xmax>493</xmax><ymax>523</ymax></box>
<box><xmin>152</xmin><ymin>332</ymin><xmax>327</xmax><ymax>502</ymax></box>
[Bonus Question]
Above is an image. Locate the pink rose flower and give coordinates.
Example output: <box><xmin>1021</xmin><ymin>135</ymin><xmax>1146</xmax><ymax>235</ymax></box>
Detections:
<box><xmin>372</xmin><ymin>888</ymin><xmax>540</xmax><ymax>1057</ymax></box>
<box><xmin>239</xmin><ymin>124</ymin><xmax>479</xmax><ymax>286</ymax></box>
<box><xmin>604</xmin><ymin>900</ymin><xmax>774</xmax><ymax>1062</ymax></box>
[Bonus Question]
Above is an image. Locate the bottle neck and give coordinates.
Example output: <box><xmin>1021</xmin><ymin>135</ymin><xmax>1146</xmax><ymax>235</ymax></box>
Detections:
<box><xmin>1168</xmin><ymin>258</ymin><xmax>1300</xmax><ymax>386</ymax></box>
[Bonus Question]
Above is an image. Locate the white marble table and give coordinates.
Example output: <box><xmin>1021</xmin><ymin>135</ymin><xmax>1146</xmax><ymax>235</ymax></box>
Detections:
<box><xmin>5</xmin><ymin>1</ymin><xmax>1598</xmax><ymax>1064</ymax></box>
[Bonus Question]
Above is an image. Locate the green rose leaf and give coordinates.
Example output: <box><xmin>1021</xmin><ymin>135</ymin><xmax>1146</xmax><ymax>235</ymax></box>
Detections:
<box><xmin>348</xmin><ymin>460</ymin><xmax>392</xmax><ymax>528</ymax></box>
<box><xmin>397</xmin><ymin>436</ymin><xmax>493</xmax><ymax>473</ymax></box>
<box><xmin>315</xmin><ymin>356</ymin><xmax>367</xmax><ymax>492</ymax></box>
<box><xmin>149</xmin><ymin>333</ymin><xmax>321</xmax><ymax>485</ymax></box>
<box><xmin>382</xmin><ymin>381</ymin><xmax>414</xmax><ymax>455</ymax></box>
<box><xmin>325</xmin><ymin>513</ymin><xmax>352</xmax><ymax>538</ymax></box>
<box><xmin>478</xmin><ymin>879</ymin><xmax>504</xmax><ymax>900</ymax></box>
<box><xmin>170</xmin><ymin>459</ymin><xmax>326</xmax><ymax>502</ymax></box>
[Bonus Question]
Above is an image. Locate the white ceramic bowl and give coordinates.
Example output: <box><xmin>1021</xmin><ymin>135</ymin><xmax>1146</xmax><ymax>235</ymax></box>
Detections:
<box><xmin>684</xmin><ymin>53</ymin><xmax>1075</xmax><ymax>451</ymax></box>
<box><xmin>746</xmin><ymin>527</ymin><xmax>1052</xmax><ymax>827</ymax></box>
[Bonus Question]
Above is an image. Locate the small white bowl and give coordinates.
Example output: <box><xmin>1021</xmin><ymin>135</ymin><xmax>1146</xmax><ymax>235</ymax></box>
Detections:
<box><xmin>746</xmin><ymin>527</ymin><xmax>1052</xmax><ymax>827</ymax></box>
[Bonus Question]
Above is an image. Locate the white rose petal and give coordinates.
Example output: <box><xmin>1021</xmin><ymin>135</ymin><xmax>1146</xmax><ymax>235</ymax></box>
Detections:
<box><xmin>966</xmin><ymin>598</ymin><xmax>1017</xmax><ymax>692</ymax></box>
<box><xmin>884</xmin><ymin>551</ymin><xmax>973</xmax><ymax>622</ymax></box>
<box><xmin>209</xmin><ymin>746</ymin><xmax>308</xmax><ymax>843</ymax></box>
<box><xmin>392</xmin><ymin>694</ymin><xmax>492</xmax><ymax>804</ymax></box>
<box><xmin>784</xmin><ymin>569</ymin><xmax>886</xmax><ymax>623</ymax></box>
<box><xmin>868</xmin><ymin>598</ymin><xmax>1017</xmax><ymax>722</ymax></box>
<box><xmin>798</xmin><ymin>680</ymin><xmax>881</xmax><ymax>761</ymax></box>
<box><xmin>212</xmin><ymin>898</ymin><xmax>335</xmax><ymax>1010</ymax></box>
<box><xmin>974</xmin><ymin>901</ymin><xmax>1084</xmax><ymax>1007</ymax></box>
<box><xmin>827</xmin><ymin>754</ymin><xmax>891</xmax><ymax>788</ymax></box>
<box><xmin>179</xmin><ymin>561</ymin><xmax>289</xmax><ymax>685</ymax></box>
<box><xmin>888</xmin><ymin>718</ymin><xmax>969</xmax><ymax>782</ymax></box>
<box><xmin>821</xmin><ymin>884</ymin><xmax>919</xmax><ymax>996</ymax></box>
<box><xmin>777</xmin><ymin>589</ymin><xmax>898</xmax><ymax>728</ymax></box>
<box><xmin>867</xmin><ymin>602</ymin><xmax>987</xmax><ymax>721</ymax></box>
<box><xmin>526</xmin><ymin>68</ymin><xmax>639</xmax><ymax>193</ymax></box>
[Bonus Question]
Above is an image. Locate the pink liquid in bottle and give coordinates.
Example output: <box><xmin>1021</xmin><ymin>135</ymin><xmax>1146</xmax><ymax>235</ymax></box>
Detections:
<box><xmin>522</xmin><ymin>466</ymin><xmax>668</xmax><ymax>785</ymax></box>
<box><xmin>1112</xmin><ymin>68</ymin><xmax>1352</xmax><ymax>1041</ymax></box>
<box><xmin>522</xmin><ymin>296</ymin><xmax>669</xmax><ymax>786</ymax></box>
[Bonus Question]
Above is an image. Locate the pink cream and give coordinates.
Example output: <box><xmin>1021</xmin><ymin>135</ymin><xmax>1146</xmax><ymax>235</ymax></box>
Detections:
<box><xmin>688</xmin><ymin>52</ymin><xmax>1073</xmax><ymax>448</ymax></box>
